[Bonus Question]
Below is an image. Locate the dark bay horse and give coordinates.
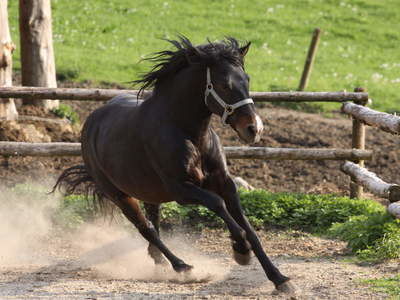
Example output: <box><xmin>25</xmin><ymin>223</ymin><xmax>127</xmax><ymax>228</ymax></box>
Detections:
<box><xmin>54</xmin><ymin>37</ymin><xmax>294</xmax><ymax>294</ymax></box>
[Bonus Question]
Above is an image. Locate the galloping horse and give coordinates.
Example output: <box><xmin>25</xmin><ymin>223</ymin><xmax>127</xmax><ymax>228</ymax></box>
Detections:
<box><xmin>54</xmin><ymin>37</ymin><xmax>294</xmax><ymax>294</ymax></box>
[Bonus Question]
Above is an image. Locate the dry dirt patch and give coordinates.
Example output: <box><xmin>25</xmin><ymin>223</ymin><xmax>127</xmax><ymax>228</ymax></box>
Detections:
<box><xmin>0</xmin><ymin>220</ymin><xmax>396</xmax><ymax>299</ymax></box>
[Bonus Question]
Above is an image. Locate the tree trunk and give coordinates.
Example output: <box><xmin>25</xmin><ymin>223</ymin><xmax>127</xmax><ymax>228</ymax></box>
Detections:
<box><xmin>0</xmin><ymin>0</ymin><xmax>18</xmax><ymax>120</ymax></box>
<box><xmin>19</xmin><ymin>0</ymin><xmax>58</xmax><ymax>109</ymax></box>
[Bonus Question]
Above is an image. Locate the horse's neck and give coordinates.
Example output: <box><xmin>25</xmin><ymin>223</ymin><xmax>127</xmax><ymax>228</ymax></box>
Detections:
<box><xmin>159</xmin><ymin>70</ymin><xmax>212</xmax><ymax>144</ymax></box>
<box><xmin>169</xmin><ymin>96</ymin><xmax>212</xmax><ymax>144</ymax></box>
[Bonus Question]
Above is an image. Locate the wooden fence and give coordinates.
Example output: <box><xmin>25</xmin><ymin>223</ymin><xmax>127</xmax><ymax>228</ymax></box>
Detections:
<box><xmin>0</xmin><ymin>86</ymin><xmax>399</xmax><ymax>218</ymax></box>
<box><xmin>340</xmin><ymin>101</ymin><xmax>400</xmax><ymax>218</ymax></box>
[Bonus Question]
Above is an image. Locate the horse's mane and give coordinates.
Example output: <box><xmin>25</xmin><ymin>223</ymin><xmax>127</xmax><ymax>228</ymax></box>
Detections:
<box><xmin>133</xmin><ymin>36</ymin><xmax>246</xmax><ymax>98</ymax></box>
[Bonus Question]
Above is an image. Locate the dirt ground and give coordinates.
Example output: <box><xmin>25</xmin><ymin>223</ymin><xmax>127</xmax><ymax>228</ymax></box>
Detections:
<box><xmin>0</xmin><ymin>221</ymin><xmax>397</xmax><ymax>299</ymax></box>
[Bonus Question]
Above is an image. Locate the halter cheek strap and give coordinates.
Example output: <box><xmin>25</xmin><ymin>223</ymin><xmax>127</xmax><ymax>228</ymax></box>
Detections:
<box><xmin>204</xmin><ymin>67</ymin><xmax>254</xmax><ymax>125</ymax></box>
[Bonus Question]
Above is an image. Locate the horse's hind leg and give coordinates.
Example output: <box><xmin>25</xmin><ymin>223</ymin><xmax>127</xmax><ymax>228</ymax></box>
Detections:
<box><xmin>143</xmin><ymin>203</ymin><xmax>167</xmax><ymax>265</ymax></box>
<box><xmin>118</xmin><ymin>196</ymin><xmax>192</xmax><ymax>273</ymax></box>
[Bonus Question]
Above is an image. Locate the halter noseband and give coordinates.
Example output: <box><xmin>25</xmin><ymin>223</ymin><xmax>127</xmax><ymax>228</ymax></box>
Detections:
<box><xmin>204</xmin><ymin>67</ymin><xmax>254</xmax><ymax>125</ymax></box>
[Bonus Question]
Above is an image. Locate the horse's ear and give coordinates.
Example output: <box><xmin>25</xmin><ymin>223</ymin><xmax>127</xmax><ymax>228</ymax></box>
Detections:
<box><xmin>239</xmin><ymin>42</ymin><xmax>251</xmax><ymax>57</ymax></box>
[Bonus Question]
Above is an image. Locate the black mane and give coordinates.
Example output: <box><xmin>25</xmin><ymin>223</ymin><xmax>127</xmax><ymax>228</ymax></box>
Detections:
<box><xmin>133</xmin><ymin>36</ymin><xmax>246</xmax><ymax>97</ymax></box>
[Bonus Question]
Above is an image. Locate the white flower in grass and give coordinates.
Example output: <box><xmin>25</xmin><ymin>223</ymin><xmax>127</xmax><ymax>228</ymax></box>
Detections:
<box><xmin>266</xmin><ymin>7</ymin><xmax>274</xmax><ymax>13</ymax></box>
<box><xmin>371</xmin><ymin>73</ymin><xmax>383</xmax><ymax>82</ymax></box>
<box><xmin>380</xmin><ymin>63</ymin><xmax>389</xmax><ymax>69</ymax></box>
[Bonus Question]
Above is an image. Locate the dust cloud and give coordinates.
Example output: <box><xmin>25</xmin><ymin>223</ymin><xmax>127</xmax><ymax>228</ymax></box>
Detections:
<box><xmin>70</xmin><ymin>221</ymin><xmax>228</xmax><ymax>283</ymax></box>
<box><xmin>0</xmin><ymin>184</ymin><xmax>57</xmax><ymax>267</ymax></box>
<box><xmin>0</xmin><ymin>183</ymin><xmax>228</xmax><ymax>283</ymax></box>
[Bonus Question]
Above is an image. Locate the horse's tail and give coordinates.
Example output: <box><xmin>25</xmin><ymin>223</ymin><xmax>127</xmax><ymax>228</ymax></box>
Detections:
<box><xmin>52</xmin><ymin>164</ymin><xmax>114</xmax><ymax>214</ymax></box>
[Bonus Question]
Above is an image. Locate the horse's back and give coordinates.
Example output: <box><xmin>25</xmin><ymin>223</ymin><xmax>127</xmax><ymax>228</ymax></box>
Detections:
<box><xmin>107</xmin><ymin>93</ymin><xmax>144</xmax><ymax>107</ymax></box>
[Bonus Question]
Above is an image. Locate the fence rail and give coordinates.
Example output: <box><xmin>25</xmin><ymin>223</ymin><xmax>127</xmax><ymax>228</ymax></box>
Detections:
<box><xmin>0</xmin><ymin>142</ymin><xmax>373</xmax><ymax>161</ymax></box>
<box><xmin>341</xmin><ymin>161</ymin><xmax>400</xmax><ymax>203</ymax></box>
<box><xmin>0</xmin><ymin>86</ymin><xmax>369</xmax><ymax>103</ymax></box>
<box><xmin>342</xmin><ymin>102</ymin><xmax>400</xmax><ymax>135</ymax></box>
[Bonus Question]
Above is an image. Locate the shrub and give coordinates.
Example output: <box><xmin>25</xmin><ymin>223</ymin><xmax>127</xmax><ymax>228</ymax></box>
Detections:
<box><xmin>51</xmin><ymin>104</ymin><xmax>80</xmax><ymax>124</ymax></box>
<box><xmin>238</xmin><ymin>189</ymin><xmax>384</xmax><ymax>232</ymax></box>
<box><xmin>330</xmin><ymin>214</ymin><xmax>400</xmax><ymax>261</ymax></box>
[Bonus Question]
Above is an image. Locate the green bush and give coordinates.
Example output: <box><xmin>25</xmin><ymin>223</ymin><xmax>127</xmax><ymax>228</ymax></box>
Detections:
<box><xmin>51</xmin><ymin>104</ymin><xmax>80</xmax><ymax>124</ymax></box>
<box><xmin>159</xmin><ymin>189</ymin><xmax>385</xmax><ymax>232</ymax></box>
<box><xmin>239</xmin><ymin>189</ymin><xmax>384</xmax><ymax>232</ymax></box>
<box><xmin>330</xmin><ymin>213</ymin><xmax>400</xmax><ymax>261</ymax></box>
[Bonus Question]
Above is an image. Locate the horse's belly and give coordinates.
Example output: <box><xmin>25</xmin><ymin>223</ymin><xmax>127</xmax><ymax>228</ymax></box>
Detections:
<box><xmin>105</xmin><ymin>155</ymin><xmax>175</xmax><ymax>204</ymax></box>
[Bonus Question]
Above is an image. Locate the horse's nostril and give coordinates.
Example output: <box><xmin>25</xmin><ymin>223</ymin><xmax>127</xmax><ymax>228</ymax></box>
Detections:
<box><xmin>247</xmin><ymin>125</ymin><xmax>256</xmax><ymax>136</ymax></box>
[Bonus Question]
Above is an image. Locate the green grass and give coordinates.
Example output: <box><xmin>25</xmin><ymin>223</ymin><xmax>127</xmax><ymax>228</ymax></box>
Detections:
<box><xmin>363</xmin><ymin>274</ymin><xmax>400</xmax><ymax>298</ymax></box>
<box><xmin>7</xmin><ymin>0</ymin><xmax>400</xmax><ymax>112</ymax></box>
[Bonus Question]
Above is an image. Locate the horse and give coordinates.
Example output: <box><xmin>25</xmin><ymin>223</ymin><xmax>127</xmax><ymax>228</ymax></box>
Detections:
<box><xmin>54</xmin><ymin>37</ymin><xmax>295</xmax><ymax>295</ymax></box>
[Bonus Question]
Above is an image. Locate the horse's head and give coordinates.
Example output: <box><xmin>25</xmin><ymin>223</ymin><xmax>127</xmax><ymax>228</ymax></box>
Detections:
<box><xmin>133</xmin><ymin>37</ymin><xmax>263</xmax><ymax>144</ymax></box>
<box><xmin>202</xmin><ymin>41</ymin><xmax>264</xmax><ymax>144</ymax></box>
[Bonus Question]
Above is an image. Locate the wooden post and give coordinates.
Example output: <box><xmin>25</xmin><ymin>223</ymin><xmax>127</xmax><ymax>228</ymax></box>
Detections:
<box><xmin>298</xmin><ymin>28</ymin><xmax>322</xmax><ymax>91</ymax></box>
<box><xmin>350</xmin><ymin>87</ymin><xmax>367</xmax><ymax>198</ymax></box>
<box><xmin>0</xmin><ymin>0</ymin><xmax>18</xmax><ymax>120</ymax></box>
<box><xmin>19</xmin><ymin>0</ymin><xmax>58</xmax><ymax>109</ymax></box>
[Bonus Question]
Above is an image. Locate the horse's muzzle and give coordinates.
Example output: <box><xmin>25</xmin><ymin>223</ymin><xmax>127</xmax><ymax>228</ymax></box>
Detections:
<box><xmin>234</xmin><ymin>114</ymin><xmax>264</xmax><ymax>144</ymax></box>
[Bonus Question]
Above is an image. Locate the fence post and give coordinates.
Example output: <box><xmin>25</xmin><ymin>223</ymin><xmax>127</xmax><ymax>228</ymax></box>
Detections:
<box><xmin>350</xmin><ymin>87</ymin><xmax>367</xmax><ymax>198</ymax></box>
<box><xmin>298</xmin><ymin>28</ymin><xmax>322</xmax><ymax>91</ymax></box>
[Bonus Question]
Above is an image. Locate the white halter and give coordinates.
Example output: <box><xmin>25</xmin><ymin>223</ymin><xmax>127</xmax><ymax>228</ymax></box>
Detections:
<box><xmin>204</xmin><ymin>67</ymin><xmax>254</xmax><ymax>125</ymax></box>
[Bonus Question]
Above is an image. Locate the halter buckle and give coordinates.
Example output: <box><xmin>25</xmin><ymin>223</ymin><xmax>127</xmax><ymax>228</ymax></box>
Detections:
<box><xmin>225</xmin><ymin>105</ymin><xmax>234</xmax><ymax>114</ymax></box>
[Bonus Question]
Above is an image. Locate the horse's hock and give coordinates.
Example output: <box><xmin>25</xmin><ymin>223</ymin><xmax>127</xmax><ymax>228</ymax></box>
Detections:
<box><xmin>0</xmin><ymin>86</ymin><xmax>399</xmax><ymax>218</ymax></box>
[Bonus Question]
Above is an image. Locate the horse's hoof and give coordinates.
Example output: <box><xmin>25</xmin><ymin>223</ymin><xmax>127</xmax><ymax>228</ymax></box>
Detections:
<box><xmin>274</xmin><ymin>281</ymin><xmax>298</xmax><ymax>299</ymax></box>
<box><xmin>233</xmin><ymin>250</ymin><xmax>252</xmax><ymax>265</ymax></box>
<box><xmin>173</xmin><ymin>262</ymin><xmax>193</xmax><ymax>273</ymax></box>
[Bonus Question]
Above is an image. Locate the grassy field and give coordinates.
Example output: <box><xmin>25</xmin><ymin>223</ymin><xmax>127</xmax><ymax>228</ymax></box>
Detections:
<box><xmin>7</xmin><ymin>0</ymin><xmax>400</xmax><ymax>112</ymax></box>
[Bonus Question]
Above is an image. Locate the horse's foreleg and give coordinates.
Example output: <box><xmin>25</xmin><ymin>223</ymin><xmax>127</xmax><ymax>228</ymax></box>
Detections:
<box><xmin>118</xmin><ymin>196</ymin><xmax>192</xmax><ymax>272</ymax></box>
<box><xmin>143</xmin><ymin>203</ymin><xmax>168</xmax><ymax>265</ymax></box>
<box><xmin>171</xmin><ymin>182</ymin><xmax>249</xmax><ymax>259</ymax></box>
<box><xmin>218</xmin><ymin>178</ymin><xmax>293</xmax><ymax>292</ymax></box>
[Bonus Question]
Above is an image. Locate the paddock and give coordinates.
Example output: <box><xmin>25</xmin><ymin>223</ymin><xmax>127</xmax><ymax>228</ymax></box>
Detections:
<box><xmin>0</xmin><ymin>86</ymin><xmax>399</xmax><ymax>218</ymax></box>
